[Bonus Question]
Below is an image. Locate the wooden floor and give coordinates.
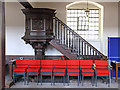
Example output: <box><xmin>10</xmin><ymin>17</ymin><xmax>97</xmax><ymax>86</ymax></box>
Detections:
<box><xmin>5</xmin><ymin>75</ymin><xmax>118</xmax><ymax>88</ymax></box>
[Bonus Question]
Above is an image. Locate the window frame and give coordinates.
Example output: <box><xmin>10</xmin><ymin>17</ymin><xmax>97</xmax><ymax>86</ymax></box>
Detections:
<box><xmin>67</xmin><ymin>9</ymin><xmax>101</xmax><ymax>41</ymax></box>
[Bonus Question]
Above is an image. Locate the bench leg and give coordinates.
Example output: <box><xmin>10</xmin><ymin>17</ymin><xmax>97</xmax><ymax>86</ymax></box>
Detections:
<box><xmin>51</xmin><ymin>74</ymin><xmax>52</xmax><ymax>86</ymax></box>
<box><xmin>24</xmin><ymin>73</ymin><xmax>26</xmax><ymax>85</ymax></box>
<box><xmin>80</xmin><ymin>73</ymin><xmax>81</xmax><ymax>83</ymax></box>
<box><xmin>67</xmin><ymin>74</ymin><xmax>69</xmax><ymax>86</ymax></box>
<box><xmin>63</xmin><ymin>75</ymin><xmax>65</xmax><ymax>86</ymax></box>
<box><xmin>91</xmin><ymin>75</ymin><xmax>94</xmax><ymax>86</ymax></box>
<box><xmin>95</xmin><ymin>75</ymin><xmax>97</xmax><ymax>87</ymax></box>
<box><xmin>108</xmin><ymin>76</ymin><xmax>110</xmax><ymax>87</ymax></box>
<box><xmin>78</xmin><ymin>74</ymin><xmax>79</xmax><ymax>86</ymax></box>
<box><xmin>27</xmin><ymin>74</ymin><xmax>29</xmax><ymax>85</ymax></box>
<box><xmin>37</xmin><ymin>74</ymin><xmax>38</xmax><ymax>85</ymax></box>
<box><xmin>41</xmin><ymin>74</ymin><xmax>42</xmax><ymax>85</ymax></box>
<box><xmin>53</xmin><ymin>75</ymin><xmax>55</xmax><ymax>85</ymax></box>
<box><xmin>82</xmin><ymin>75</ymin><xmax>84</xmax><ymax>86</ymax></box>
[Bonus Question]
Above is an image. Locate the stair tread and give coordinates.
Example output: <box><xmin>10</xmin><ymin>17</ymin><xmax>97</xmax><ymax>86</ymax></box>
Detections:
<box><xmin>50</xmin><ymin>40</ymin><xmax>78</xmax><ymax>60</ymax></box>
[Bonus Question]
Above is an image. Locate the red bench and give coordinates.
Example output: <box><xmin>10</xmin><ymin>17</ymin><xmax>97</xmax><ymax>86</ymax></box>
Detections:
<box><xmin>53</xmin><ymin>60</ymin><xmax>66</xmax><ymax>85</ymax></box>
<box><xmin>80</xmin><ymin>60</ymin><xmax>94</xmax><ymax>86</ymax></box>
<box><xmin>13</xmin><ymin>59</ymin><xmax>111</xmax><ymax>86</ymax></box>
<box><xmin>94</xmin><ymin>60</ymin><xmax>111</xmax><ymax>87</ymax></box>
<box><xmin>26</xmin><ymin>60</ymin><xmax>40</xmax><ymax>85</ymax></box>
<box><xmin>66</xmin><ymin>60</ymin><xmax>80</xmax><ymax>86</ymax></box>
<box><xmin>13</xmin><ymin>59</ymin><xmax>28</xmax><ymax>85</ymax></box>
<box><xmin>40</xmin><ymin>60</ymin><xmax>54</xmax><ymax>85</ymax></box>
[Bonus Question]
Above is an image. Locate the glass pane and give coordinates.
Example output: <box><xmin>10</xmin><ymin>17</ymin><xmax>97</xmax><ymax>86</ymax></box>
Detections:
<box><xmin>67</xmin><ymin>9</ymin><xmax>100</xmax><ymax>40</ymax></box>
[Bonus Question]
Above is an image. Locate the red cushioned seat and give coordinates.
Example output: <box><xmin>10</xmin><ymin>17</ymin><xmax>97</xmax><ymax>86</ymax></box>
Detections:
<box><xmin>67</xmin><ymin>69</ymin><xmax>79</xmax><ymax>73</ymax></box>
<box><xmin>14</xmin><ymin>72</ymin><xmax>26</xmax><ymax>75</ymax></box>
<box><xmin>53</xmin><ymin>69</ymin><xmax>66</xmax><ymax>73</ymax></box>
<box><xmin>97</xmin><ymin>74</ymin><xmax>109</xmax><ymax>76</ymax></box>
<box><xmin>54</xmin><ymin>73</ymin><xmax>65</xmax><ymax>75</ymax></box>
<box><xmin>80</xmin><ymin>66</ymin><xmax>92</xmax><ymax>69</ymax></box>
<box><xmin>41</xmin><ymin>68</ymin><xmax>53</xmax><ymax>75</ymax></box>
<box><xmin>53</xmin><ymin>69</ymin><xmax>66</xmax><ymax>75</ymax></box>
<box><xmin>67</xmin><ymin>69</ymin><xmax>79</xmax><ymax>75</ymax></box>
<box><xmin>96</xmin><ymin>66</ymin><xmax>107</xmax><ymax>69</ymax></box>
<box><xmin>27</xmin><ymin>68</ymin><xmax>39</xmax><ymax>72</ymax></box>
<box><xmin>67</xmin><ymin>66</ymin><xmax>79</xmax><ymax>69</ymax></box>
<box><xmin>97</xmin><ymin>69</ymin><xmax>109</xmax><ymax>73</ymax></box>
<box><xmin>27</xmin><ymin>73</ymin><xmax>39</xmax><ymax>75</ymax></box>
<box><xmin>41</xmin><ymin>68</ymin><xmax>53</xmax><ymax>72</ymax></box>
<box><xmin>13</xmin><ymin>68</ymin><xmax>27</xmax><ymax>72</ymax></box>
<box><xmin>81</xmin><ymin>69</ymin><xmax>94</xmax><ymax>76</ymax></box>
<box><xmin>42</xmin><ymin>66</ymin><xmax>53</xmax><ymax>69</ymax></box>
<box><xmin>81</xmin><ymin>69</ymin><xmax>94</xmax><ymax>73</ymax></box>
<box><xmin>81</xmin><ymin>72</ymin><xmax>94</xmax><ymax>76</ymax></box>
<box><xmin>53</xmin><ymin>69</ymin><xmax>65</xmax><ymax>75</ymax></box>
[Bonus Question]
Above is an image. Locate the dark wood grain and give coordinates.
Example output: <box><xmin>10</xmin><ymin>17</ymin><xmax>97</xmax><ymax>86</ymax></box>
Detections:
<box><xmin>17</xmin><ymin>0</ymin><xmax>33</xmax><ymax>8</ymax></box>
<box><xmin>21</xmin><ymin>8</ymin><xmax>56</xmax><ymax>60</ymax></box>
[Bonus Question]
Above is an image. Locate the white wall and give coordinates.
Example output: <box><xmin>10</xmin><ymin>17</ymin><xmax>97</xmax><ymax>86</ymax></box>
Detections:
<box><xmin>5</xmin><ymin>2</ymin><xmax>34</xmax><ymax>55</ymax></box>
<box><xmin>100</xmin><ymin>2</ymin><xmax>118</xmax><ymax>55</ymax></box>
<box><xmin>5</xmin><ymin>2</ymin><xmax>63</xmax><ymax>56</ymax></box>
<box><xmin>31</xmin><ymin>2</ymin><xmax>118</xmax><ymax>56</ymax></box>
<box><xmin>5</xmin><ymin>2</ymin><xmax>118</xmax><ymax>56</ymax></box>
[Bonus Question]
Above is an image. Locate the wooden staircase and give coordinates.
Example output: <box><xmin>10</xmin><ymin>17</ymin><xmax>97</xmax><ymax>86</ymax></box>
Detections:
<box><xmin>50</xmin><ymin>17</ymin><xmax>107</xmax><ymax>60</ymax></box>
<box><xmin>50</xmin><ymin>39</ymin><xmax>78</xmax><ymax>60</ymax></box>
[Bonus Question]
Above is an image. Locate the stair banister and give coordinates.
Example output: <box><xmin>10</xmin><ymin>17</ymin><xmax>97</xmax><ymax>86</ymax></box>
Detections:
<box><xmin>52</xmin><ymin>16</ymin><xmax>107</xmax><ymax>60</ymax></box>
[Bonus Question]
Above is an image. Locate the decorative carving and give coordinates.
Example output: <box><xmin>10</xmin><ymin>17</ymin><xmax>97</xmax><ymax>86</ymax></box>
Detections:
<box><xmin>32</xmin><ymin>19</ymin><xmax>44</xmax><ymax>30</ymax></box>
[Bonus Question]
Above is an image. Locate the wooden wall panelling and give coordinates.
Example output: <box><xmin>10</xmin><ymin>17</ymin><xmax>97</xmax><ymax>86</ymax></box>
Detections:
<box><xmin>0</xmin><ymin>1</ymin><xmax>5</xmax><ymax>89</ymax></box>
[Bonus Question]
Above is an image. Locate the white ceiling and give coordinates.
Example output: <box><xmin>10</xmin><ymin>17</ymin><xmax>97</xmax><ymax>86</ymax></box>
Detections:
<box><xmin>28</xmin><ymin>0</ymin><xmax>120</xmax><ymax>2</ymax></box>
<box><xmin>4</xmin><ymin>0</ymin><xmax>120</xmax><ymax>2</ymax></box>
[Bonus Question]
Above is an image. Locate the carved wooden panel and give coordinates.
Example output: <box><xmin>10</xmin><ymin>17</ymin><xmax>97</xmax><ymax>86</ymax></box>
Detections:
<box><xmin>32</xmin><ymin>19</ymin><xmax>44</xmax><ymax>30</ymax></box>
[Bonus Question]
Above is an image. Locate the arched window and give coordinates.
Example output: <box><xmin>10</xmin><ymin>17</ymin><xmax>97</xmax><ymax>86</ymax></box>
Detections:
<box><xmin>66</xmin><ymin>1</ymin><xmax>103</xmax><ymax>41</ymax></box>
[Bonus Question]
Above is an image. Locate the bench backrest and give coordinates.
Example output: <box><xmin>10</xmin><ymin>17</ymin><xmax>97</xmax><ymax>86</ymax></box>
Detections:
<box><xmin>66</xmin><ymin>60</ymin><xmax>79</xmax><ymax>69</ymax></box>
<box><xmin>16</xmin><ymin>59</ymin><xmax>40</xmax><ymax>68</ymax></box>
<box><xmin>94</xmin><ymin>60</ymin><xmax>108</xmax><ymax>69</ymax></box>
<box><xmin>27</xmin><ymin>60</ymin><xmax>40</xmax><ymax>68</ymax></box>
<box><xmin>16</xmin><ymin>59</ymin><xmax>28</xmax><ymax>68</ymax></box>
<box><xmin>41</xmin><ymin>60</ymin><xmax>54</xmax><ymax>69</ymax></box>
<box><xmin>80</xmin><ymin>60</ymin><xmax>93</xmax><ymax>69</ymax></box>
<box><xmin>53</xmin><ymin>60</ymin><xmax>66</xmax><ymax>69</ymax></box>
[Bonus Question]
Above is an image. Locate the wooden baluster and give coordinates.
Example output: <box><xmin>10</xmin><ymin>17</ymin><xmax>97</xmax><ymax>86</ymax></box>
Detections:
<box><xmin>63</xmin><ymin>26</ymin><xmax>65</xmax><ymax>45</ymax></box>
<box><xmin>78</xmin><ymin>38</ymin><xmax>80</xmax><ymax>56</ymax></box>
<box><xmin>58</xmin><ymin>21</ymin><xmax>60</xmax><ymax>40</ymax></box>
<box><xmin>93</xmin><ymin>49</ymin><xmax>94</xmax><ymax>60</ymax></box>
<box><xmin>95</xmin><ymin>51</ymin><xmax>97</xmax><ymax>59</ymax></box>
<box><xmin>71</xmin><ymin>32</ymin><xmax>74</xmax><ymax>52</ymax></box>
<box><xmin>68</xmin><ymin>30</ymin><xmax>71</xmax><ymax>48</ymax></box>
<box><xmin>60</xmin><ymin>23</ymin><xmax>62</xmax><ymax>44</ymax></box>
<box><xmin>66</xmin><ymin>28</ymin><xmax>68</xmax><ymax>47</ymax></box>
<box><xmin>90</xmin><ymin>47</ymin><xmax>91</xmax><ymax>55</ymax></box>
<box><xmin>84</xmin><ymin>43</ymin><xmax>86</xmax><ymax>56</ymax></box>
<box><xmin>55</xmin><ymin>19</ymin><xmax>57</xmax><ymax>39</ymax></box>
<box><xmin>81</xmin><ymin>40</ymin><xmax>83</xmax><ymax>56</ymax></box>
<box><xmin>87</xmin><ymin>45</ymin><xmax>89</xmax><ymax>55</ymax></box>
